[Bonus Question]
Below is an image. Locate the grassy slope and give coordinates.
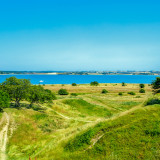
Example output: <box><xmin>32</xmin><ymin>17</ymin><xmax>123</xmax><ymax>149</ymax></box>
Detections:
<box><xmin>63</xmin><ymin>104</ymin><xmax>160</xmax><ymax>160</ymax></box>
<box><xmin>1</xmin><ymin>83</ymin><xmax>159</xmax><ymax>159</ymax></box>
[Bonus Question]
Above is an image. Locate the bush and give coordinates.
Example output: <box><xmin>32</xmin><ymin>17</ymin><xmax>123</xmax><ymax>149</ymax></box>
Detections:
<box><xmin>139</xmin><ymin>84</ymin><xmax>145</xmax><ymax>88</ymax></box>
<box><xmin>128</xmin><ymin>91</ymin><xmax>136</xmax><ymax>95</ymax></box>
<box><xmin>122</xmin><ymin>82</ymin><xmax>126</xmax><ymax>86</ymax></box>
<box><xmin>72</xmin><ymin>83</ymin><xmax>77</xmax><ymax>86</ymax></box>
<box><xmin>145</xmin><ymin>98</ymin><xmax>160</xmax><ymax>106</ymax></box>
<box><xmin>139</xmin><ymin>89</ymin><xmax>145</xmax><ymax>93</ymax></box>
<box><xmin>71</xmin><ymin>93</ymin><xmax>78</xmax><ymax>96</ymax></box>
<box><xmin>101</xmin><ymin>89</ymin><xmax>108</xmax><ymax>94</ymax></box>
<box><xmin>118</xmin><ymin>92</ymin><xmax>123</xmax><ymax>96</ymax></box>
<box><xmin>58</xmin><ymin>89</ymin><xmax>69</xmax><ymax>95</ymax></box>
<box><xmin>152</xmin><ymin>77</ymin><xmax>160</xmax><ymax>94</ymax></box>
<box><xmin>90</xmin><ymin>81</ymin><xmax>99</xmax><ymax>86</ymax></box>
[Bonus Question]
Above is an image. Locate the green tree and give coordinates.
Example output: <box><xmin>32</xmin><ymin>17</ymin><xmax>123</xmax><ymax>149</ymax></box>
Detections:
<box><xmin>58</xmin><ymin>89</ymin><xmax>69</xmax><ymax>95</ymax></box>
<box><xmin>27</xmin><ymin>85</ymin><xmax>56</xmax><ymax>107</ymax></box>
<box><xmin>90</xmin><ymin>81</ymin><xmax>99</xmax><ymax>86</ymax></box>
<box><xmin>1</xmin><ymin>77</ymin><xmax>31</xmax><ymax>107</ymax></box>
<box><xmin>152</xmin><ymin>77</ymin><xmax>160</xmax><ymax>94</ymax></box>
<box><xmin>139</xmin><ymin>84</ymin><xmax>145</xmax><ymax>88</ymax></box>
<box><xmin>101</xmin><ymin>89</ymin><xmax>108</xmax><ymax>94</ymax></box>
<box><xmin>139</xmin><ymin>89</ymin><xmax>145</xmax><ymax>93</ymax></box>
<box><xmin>118</xmin><ymin>92</ymin><xmax>123</xmax><ymax>96</ymax></box>
<box><xmin>0</xmin><ymin>90</ymin><xmax>10</xmax><ymax>112</ymax></box>
<box><xmin>122</xmin><ymin>82</ymin><xmax>126</xmax><ymax>86</ymax></box>
<box><xmin>72</xmin><ymin>83</ymin><xmax>77</xmax><ymax>86</ymax></box>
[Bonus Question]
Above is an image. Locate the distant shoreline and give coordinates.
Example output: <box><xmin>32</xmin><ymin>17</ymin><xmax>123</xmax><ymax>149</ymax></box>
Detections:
<box><xmin>0</xmin><ymin>73</ymin><xmax>159</xmax><ymax>76</ymax></box>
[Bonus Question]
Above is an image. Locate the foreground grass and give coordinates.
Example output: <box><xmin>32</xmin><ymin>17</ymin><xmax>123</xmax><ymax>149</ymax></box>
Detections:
<box><xmin>0</xmin><ymin>83</ymin><xmax>159</xmax><ymax>160</ymax></box>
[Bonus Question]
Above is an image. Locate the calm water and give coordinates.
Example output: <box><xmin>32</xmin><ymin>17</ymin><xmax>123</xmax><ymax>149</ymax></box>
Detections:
<box><xmin>0</xmin><ymin>75</ymin><xmax>159</xmax><ymax>84</ymax></box>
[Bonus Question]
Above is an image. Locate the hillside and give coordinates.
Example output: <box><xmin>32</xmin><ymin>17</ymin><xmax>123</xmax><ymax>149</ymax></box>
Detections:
<box><xmin>0</xmin><ymin>83</ymin><xmax>160</xmax><ymax>160</ymax></box>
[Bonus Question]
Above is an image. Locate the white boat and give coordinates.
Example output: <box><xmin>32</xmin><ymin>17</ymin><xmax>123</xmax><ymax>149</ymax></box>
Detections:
<box><xmin>39</xmin><ymin>80</ymin><xmax>44</xmax><ymax>83</ymax></box>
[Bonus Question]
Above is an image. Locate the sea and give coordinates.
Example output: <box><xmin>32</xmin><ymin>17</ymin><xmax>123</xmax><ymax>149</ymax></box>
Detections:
<box><xmin>0</xmin><ymin>75</ymin><xmax>159</xmax><ymax>84</ymax></box>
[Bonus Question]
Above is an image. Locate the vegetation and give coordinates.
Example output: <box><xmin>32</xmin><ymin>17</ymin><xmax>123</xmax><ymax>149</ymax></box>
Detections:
<box><xmin>139</xmin><ymin>88</ymin><xmax>145</xmax><ymax>93</ymax></box>
<box><xmin>139</xmin><ymin>83</ymin><xmax>145</xmax><ymax>88</ymax></box>
<box><xmin>122</xmin><ymin>82</ymin><xmax>126</xmax><ymax>86</ymax></box>
<box><xmin>58</xmin><ymin>88</ymin><xmax>69</xmax><ymax>95</ymax></box>
<box><xmin>70</xmin><ymin>93</ymin><xmax>78</xmax><ymax>96</ymax></box>
<box><xmin>0</xmin><ymin>77</ymin><xmax>31</xmax><ymax>107</ymax></box>
<box><xmin>152</xmin><ymin>77</ymin><xmax>160</xmax><ymax>94</ymax></box>
<box><xmin>72</xmin><ymin>83</ymin><xmax>77</xmax><ymax>86</ymax></box>
<box><xmin>0</xmin><ymin>90</ymin><xmax>10</xmax><ymax>112</ymax></box>
<box><xmin>90</xmin><ymin>81</ymin><xmax>99</xmax><ymax>86</ymax></box>
<box><xmin>101</xmin><ymin>89</ymin><xmax>108</xmax><ymax>94</ymax></box>
<box><xmin>128</xmin><ymin>91</ymin><xmax>136</xmax><ymax>95</ymax></box>
<box><xmin>0</xmin><ymin>78</ymin><xmax>160</xmax><ymax>160</ymax></box>
<box><xmin>118</xmin><ymin>92</ymin><xmax>123</xmax><ymax>96</ymax></box>
<box><xmin>0</xmin><ymin>77</ymin><xmax>56</xmax><ymax>109</ymax></box>
<box><xmin>145</xmin><ymin>98</ymin><xmax>160</xmax><ymax>106</ymax></box>
<box><xmin>27</xmin><ymin>85</ymin><xmax>56</xmax><ymax>107</ymax></box>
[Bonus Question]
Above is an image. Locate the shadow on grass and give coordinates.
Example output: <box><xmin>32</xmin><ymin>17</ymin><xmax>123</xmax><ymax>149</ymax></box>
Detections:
<box><xmin>10</xmin><ymin>102</ymin><xmax>46</xmax><ymax>112</ymax></box>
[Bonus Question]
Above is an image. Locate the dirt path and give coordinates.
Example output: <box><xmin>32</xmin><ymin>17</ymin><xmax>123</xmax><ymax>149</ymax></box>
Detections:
<box><xmin>0</xmin><ymin>113</ymin><xmax>10</xmax><ymax>160</ymax></box>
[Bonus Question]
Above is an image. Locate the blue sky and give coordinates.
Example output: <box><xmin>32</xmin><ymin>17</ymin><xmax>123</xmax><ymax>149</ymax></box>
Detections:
<box><xmin>0</xmin><ymin>0</ymin><xmax>160</xmax><ymax>71</ymax></box>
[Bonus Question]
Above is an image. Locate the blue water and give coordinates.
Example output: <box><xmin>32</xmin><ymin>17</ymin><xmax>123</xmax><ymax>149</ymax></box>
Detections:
<box><xmin>0</xmin><ymin>75</ymin><xmax>159</xmax><ymax>84</ymax></box>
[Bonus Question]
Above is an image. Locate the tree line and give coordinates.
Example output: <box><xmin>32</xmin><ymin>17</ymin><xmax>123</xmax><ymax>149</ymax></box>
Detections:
<box><xmin>0</xmin><ymin>77</ymin><xmax>56</xmax><ymax>111</ymax></box>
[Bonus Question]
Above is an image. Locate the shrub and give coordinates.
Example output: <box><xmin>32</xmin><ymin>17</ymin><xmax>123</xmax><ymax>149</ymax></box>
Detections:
<box><xmin>139</xmin><ymin>84</ymin><xmax>145</xmax><ymax>88</ymax></box>
<box><xmin>122</xmin><ymin>82</ymin><xmax>126</xmax><ymax>86</ymax></box>
<box><xmin>90</xmin><ymin>81</ymin><xmax>99</xmax><ymax>86</ymax></box>
<box><xmin>118</xmin><ymin>92</ymin><xmax>123</xmax><ymax>96</ymax></box>
<box><xmin>135</xmin><ymin>96</ymin><xmax>141</xmax><ymax>98</ymax></box>
<box><xmin>101</xmin><ymin>89</ymin><xmax>108</xmax><ymax>94</ymax></box>
<box><xmin>152</xmin><ymin>77</ymin><xmax>160</xmax><ymax>94</ymax></box>
<box><xmin>128</xmin><ymin>91</ymin><xmax>136</xmax><ymax>95</ymax></box>
<box><xmin>58</xmin><ymin>89</ymin><xmax>69</xmax><ymax>95</ymax></box>
<box><xmin>72</xmin><ymin>83</ymin><xmax>77</xmax><ymax>86</ymax></box>
<box><xmin>139</xmin><ymin>89</ymin><xmax>145</xmax><ymax>93</ymax></box>
<box><xmin>71</xmin><ymin>93</ymin><xmax>78</xmax><ymax>96</ymax></box>
<box><xmin>145</xmin><ymin>98</ymin><xmax>160</xmax><ymax>106</ymax></box>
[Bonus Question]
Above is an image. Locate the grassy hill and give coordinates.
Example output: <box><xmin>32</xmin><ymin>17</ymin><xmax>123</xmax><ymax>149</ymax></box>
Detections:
<box><xmin>1</xmin><ymin>83</ymin><xmax>160</xmax><ymax>160</ymax></box>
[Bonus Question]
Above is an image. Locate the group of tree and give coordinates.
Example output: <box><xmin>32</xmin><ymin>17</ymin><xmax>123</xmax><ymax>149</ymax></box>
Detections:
<box><xmin>0</xmin><ymin>77</ymin><xmax>56</xmax><ymax>111</ymax></box>
<box><xmin>139</xmin><ymin>84</ymin><xmax>145</xmax><ymax>93</ymax></box>
<box><xmin>90</xmin><ymin>81</ymin><xmax>99</xmax><ymax>86</ymax></box>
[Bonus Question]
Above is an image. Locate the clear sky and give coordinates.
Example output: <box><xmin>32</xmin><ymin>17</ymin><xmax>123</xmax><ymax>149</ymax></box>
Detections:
<box><xmin>0</xmin><ymin>0</ymin><xmax>160</xmax><ymax>71</ymax></box>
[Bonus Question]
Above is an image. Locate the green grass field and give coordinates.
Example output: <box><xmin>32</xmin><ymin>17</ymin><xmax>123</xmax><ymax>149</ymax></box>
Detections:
<box><xmin>1</xmin><ymin>83</ymin><xmax>160</xmax><ymax>160</ymax></box>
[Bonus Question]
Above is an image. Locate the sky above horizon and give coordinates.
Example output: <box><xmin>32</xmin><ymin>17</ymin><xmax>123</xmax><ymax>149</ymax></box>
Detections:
<box><xmin>0</xmin><ymin>0</ymin><xmax>160</xmax><ymax>71</ymax></box>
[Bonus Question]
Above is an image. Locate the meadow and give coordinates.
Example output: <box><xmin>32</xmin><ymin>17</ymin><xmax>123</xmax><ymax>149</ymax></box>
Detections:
<box><xmin>1</xmin><ymin>83</ymin><xmax>160</xmax><ymax>160</ymax></box>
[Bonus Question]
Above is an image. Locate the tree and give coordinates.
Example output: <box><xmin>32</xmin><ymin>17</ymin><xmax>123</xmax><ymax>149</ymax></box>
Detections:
<box><xmin>1</xmin><ymin>77</ymin><xmax>31</xmax><ymax>107</ymax></box>
<box><xmin>139</xmin><ymin>89</ymin><xmax>145</xmax><ymax>93</ymax></box>
<box><xmin>152</xmin><ymin>77</ymin><xmax>160</xmax><ymax>94</ymax></box>
<box><xmin>118</xmin><ymin>92</ymin><xmax>123</xmax><ymax>96</ymax></box>
<box><xmin>122</xmin><ymin>82</ymin><xmax>126</xmax><ymax>86</ymax></box>
<box><xmin>58</xmin><ymin>89</ymin><xmax>69</xmax><ymax>95</ymax></box>
<box><xmin>101</xmin><ymin>89</ymin><xmax>108</xmax><ymax>94</ymax></box>
<box><xmin>72</xmin><ymin>83</ymin><xmax>77</xmax><ymax>86</ymax></box>
<box><xmin>139</xmin><ymin>84</ymin><xmax>145</xmax><ymax>88</ymax></box>
<box><xmin>27</xmin><ymin>85</ymin><xmax>56</xmax><ymax>107</ymax></box>
<box><xmin>0</xmin><ymin>90</ymin><xmax>10</xmax><ymax>112</ymax></box>
<box><xmin>90</xmin><ymin>81</ymin><xmax>99</xmax><ymax>86</ymax></box>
